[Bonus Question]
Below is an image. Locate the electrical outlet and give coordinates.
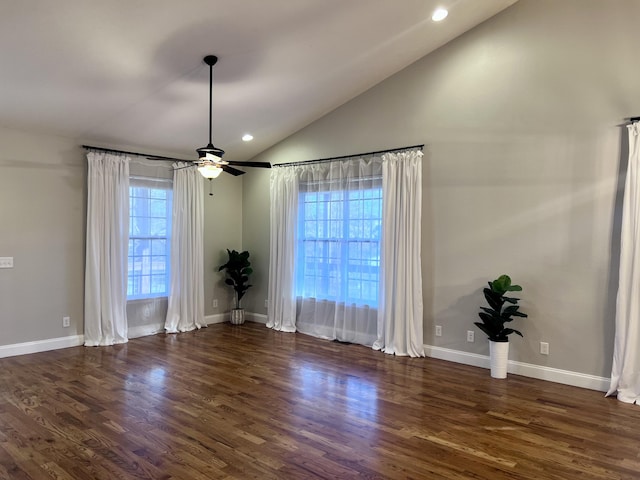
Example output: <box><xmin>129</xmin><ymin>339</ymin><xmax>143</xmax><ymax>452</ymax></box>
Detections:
<box><xmin>212</xmin><ymin>299</ymin><xmax>218</xmax><ymax>308</ymax></box>
<box><xmin>0</xmin><ymin>257</ymin><xmax>13</xmax><ymax>268</ymax></box>
<box><xmin>62</xmin><ymin>316</ymin><xmax>70</xmax><ymax>328</ymax></box>
<box><xmin>466</xmin><ymin>330</ymin><xmax>475</xmax><ymax>342</ymax></box>
<box><xmin>264</xmin><ymin>299</ymin><xmax>268</xmax><ymax>308</ymax></box>
<box><xmin>540</xmin><ymin>342</ymin><xmax>549</xmax><ymax>355</ymax></box>
<box><xmin>435</xmin><ymin>325</ymin><xmax>442</xmax><ymax>337</ymax></box>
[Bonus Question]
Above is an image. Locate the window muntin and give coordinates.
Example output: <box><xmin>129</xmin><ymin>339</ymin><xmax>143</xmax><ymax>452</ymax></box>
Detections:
<box><xmin>127</xmin><ymin>177</ymin><xmax>172</xmax><ymax>300</ymax></box>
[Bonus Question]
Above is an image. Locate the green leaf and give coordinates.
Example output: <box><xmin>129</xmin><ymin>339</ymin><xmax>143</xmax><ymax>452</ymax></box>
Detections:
<box><xmin>478</xmin><ymin>312</ymin><xmax>498</xmax><ymax>326</ymax></box>
<box><xmin>480</xmin><ymin>306</ymin><xmax>497</xmax><ymax>315</ymax></box>
<box><xmin>484</xmin><ymin>288</ymin><xmax>503</xmax><ymax>311</ymax></box>
<box><xmin>491</xmin><ymin>275</ymin><xmax>511</xmax><ymax>294</ymax></box>
<box><xmin>502</xmin><ymin>305</ymin><xmax>519</xmax><ymax>315</ymax></box>
<box><xmin>503</xmin><ymin>328</ymin><xmax>523</xmax><ymax>337</ymax></box>
<box><xmin>474</xmin><ymin>322</ymin><xmax>495</xmax><ymax>340</ymax></box>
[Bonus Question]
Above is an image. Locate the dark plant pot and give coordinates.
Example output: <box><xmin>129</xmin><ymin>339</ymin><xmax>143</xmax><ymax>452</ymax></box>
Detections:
<box><xmin>230</xmin><ymin>308</ymin><xmax>245</xmax><ymax>325</ymax></box>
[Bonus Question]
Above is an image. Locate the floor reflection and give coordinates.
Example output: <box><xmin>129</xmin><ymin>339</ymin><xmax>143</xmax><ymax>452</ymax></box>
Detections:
<box><xmin>298</xmin><ymin>361</ymin><xmax>378</xmax><ymax>422</ymax></box>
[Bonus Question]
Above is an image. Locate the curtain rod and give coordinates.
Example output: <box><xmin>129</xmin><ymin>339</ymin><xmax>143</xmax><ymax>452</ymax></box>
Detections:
<box><xmin>274</xmin><ymin>144</ymin><xmax>424</xmax><ymax>168</ymax></box>
<box><xmin>630</xmin><ymin>117</ymin><xmax>640</xmax><ymax>123</ymax></box>
<box><xmin>82</xmin><ymin>145</ymin><xmax>184</xmax><ymax>162</ymax></box>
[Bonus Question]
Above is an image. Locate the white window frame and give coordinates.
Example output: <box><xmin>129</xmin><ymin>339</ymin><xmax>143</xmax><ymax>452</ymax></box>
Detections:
<box><xmin>295</xmin><ymin>177</ymin><xmax>382</xmax><ymax>307</ymax></box>
<box><xmin>127</xmin><ymin>176</ymin><xmax>173</xmax><ymax>300</ymax></box>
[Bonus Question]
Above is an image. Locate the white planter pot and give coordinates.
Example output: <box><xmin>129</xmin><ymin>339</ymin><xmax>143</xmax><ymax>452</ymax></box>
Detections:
<box><xmin>230</xmin><ymin>308</ymin><xmax>245</xmax><ymax>325</ymax></box>
<box><xmin>489</xmin><ymin>340</ymin><xmax>509</xmax><ymax>379</ymax></box>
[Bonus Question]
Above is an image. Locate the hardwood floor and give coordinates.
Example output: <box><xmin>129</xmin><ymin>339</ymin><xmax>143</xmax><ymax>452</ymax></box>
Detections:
<box><xmin>1</xmin><ymin>322</ymin><xmax>639</xmax><ymax>479</ymax></box>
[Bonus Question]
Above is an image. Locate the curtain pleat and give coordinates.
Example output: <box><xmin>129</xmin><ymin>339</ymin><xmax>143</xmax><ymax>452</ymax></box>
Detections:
<box><xmin>164</xmin><ymin>163</ymin><xmax>205</xmax><ymax>333</ymax></box>
<box><xmin>373</xmin><ymin>150</ymin><xmax>424</xmax><ymax>357</ymax></box>
<box><xmin>84</xmin><ymin>152</ymin><xmax>130</xmax><ymax>346</ymax></box>
<box><xmin>267</xmin><ymin>168</ymin><xmax>298</xmax><ymax>332</ymax></box>
<box><xmin>608</xmin><ymin>123</ymin><xmax>640</xmax><ymax>403</ymax></box>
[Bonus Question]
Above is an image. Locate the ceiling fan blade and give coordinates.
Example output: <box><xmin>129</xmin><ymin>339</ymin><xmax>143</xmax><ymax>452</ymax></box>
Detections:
<box><xmin>222</xmin><ymin>165</ymin><xmax>246</xmax><ymax>176</ymax></box>
<box><xmin>225</xmin><ymin>160</ymin><xmax>272</xmax><ymax>168</ymax></box>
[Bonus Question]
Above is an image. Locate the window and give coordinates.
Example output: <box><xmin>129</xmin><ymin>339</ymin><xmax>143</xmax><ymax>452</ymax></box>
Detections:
<box><xmin>127</xmin><ymin>177</ymin><xmax>173</xmax><ymax>300</ymax></box>
<box><xmin>295</xmin><ymin>180</ymin><xmax>382</xmax><ymax>307</ymax></box>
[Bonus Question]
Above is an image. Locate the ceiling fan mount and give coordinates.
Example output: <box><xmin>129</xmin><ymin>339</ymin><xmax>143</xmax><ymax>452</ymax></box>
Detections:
<box><xmin>203</xmin><ymin>55</ymin><xmax>218</xmax><ymax>67</ymax></box>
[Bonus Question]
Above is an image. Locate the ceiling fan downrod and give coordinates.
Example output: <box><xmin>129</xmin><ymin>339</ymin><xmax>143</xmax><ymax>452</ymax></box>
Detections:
<box><xmin>204</xmin><ymin>55</ymin><xmax>217</xmax><ymax>148</ymax></box>
<box><xmin>197</xmin><ymin>55</ymin><xmax>225</xmax><ymax>161</ymax></box>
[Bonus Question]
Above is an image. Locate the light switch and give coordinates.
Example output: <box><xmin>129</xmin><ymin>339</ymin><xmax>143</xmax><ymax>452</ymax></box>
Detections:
<box><xmin>0</xmin><ymin>257</ymin><xmax>13</xmax><ymax>268</ymax></box>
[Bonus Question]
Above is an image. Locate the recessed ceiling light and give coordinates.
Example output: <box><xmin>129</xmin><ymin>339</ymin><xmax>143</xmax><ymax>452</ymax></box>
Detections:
<box><xmin>242</xmin><ymin>133</ymin><xmax>254</xmax><ymax>142</ymax></box>
<box><xmin>432</xmin><ymin>8</ymin><xmax>448</xmax><ymax>22</ymax></box>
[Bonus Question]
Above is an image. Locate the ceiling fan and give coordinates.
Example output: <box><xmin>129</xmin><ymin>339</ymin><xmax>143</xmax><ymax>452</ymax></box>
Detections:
<box><xmin>151</xmin><ymin>55</ymin><xmax>271</xmax><ymax>178</ymax></box>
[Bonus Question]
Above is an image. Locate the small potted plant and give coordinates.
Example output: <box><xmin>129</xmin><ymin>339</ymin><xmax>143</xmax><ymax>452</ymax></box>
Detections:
<box><xmin>217</xmin><ymin>249</ymin><xmax>253</xmax><ymax>325</ymax></box>
<box><xmin>474</xmin><ymin>274</ymin><xmax>528</xmax><ymax>378</ymax></box>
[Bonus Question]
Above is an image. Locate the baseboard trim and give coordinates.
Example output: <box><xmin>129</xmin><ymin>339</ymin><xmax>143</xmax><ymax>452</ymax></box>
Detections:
<box><xmin>425</xmin><ymin>345</ymin><xmax>610</xmax><ymax>392</ymax></box>
<box><xmin>206</xmin><ymin>312</ymin><xmax>267</xmax><ymax>325</ymax></box>
<box><xmin>0</xmin><ymin>335</ymin><xmax>85</xmax><ymax>359</ymax></box>
<box><xmin>204</xmin><ymin>313</ymin><xmax>227</xmax><ymax>325</ymax></box>
<box><xmin>246</xmin><ymin>312</ymin><xmax>268</xmax><ymax>324</ymax></box>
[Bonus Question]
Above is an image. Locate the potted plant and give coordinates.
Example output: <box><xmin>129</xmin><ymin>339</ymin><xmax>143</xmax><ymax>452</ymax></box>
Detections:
<box><xmin>217</xmin><ymin>249</ymin><xmax>253</xmax><ymax>325</ymax></box>
<box><xmin>474</xmin><ymin>274</ymin><xmax>528</xmax><ymax>379</ymax></box>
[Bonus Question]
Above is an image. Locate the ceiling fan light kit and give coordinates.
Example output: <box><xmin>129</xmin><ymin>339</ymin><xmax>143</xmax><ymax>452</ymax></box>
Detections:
<box><xmin>197</xmin><ymin>163</ymin><xmax>223</xmax><ymax>179</ymax></box>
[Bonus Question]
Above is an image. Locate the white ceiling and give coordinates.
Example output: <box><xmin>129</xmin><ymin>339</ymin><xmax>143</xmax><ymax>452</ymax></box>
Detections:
<box><xmin>0</xmin><ymin>0</ymin><xmax>516</xmax><ymax>161</ymax></box>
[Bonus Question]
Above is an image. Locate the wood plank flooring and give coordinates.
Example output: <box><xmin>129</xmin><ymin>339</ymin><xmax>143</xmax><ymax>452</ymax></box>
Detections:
<box><xmin>1</xmin><ymin>322</ymin><xmax>639</xmax><ymax>479</ymax></box>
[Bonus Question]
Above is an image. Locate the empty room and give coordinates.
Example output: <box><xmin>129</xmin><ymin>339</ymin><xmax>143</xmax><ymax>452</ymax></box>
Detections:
<box><xmin>2</xmin><ymin>1</ymin><xmax>640</xmax><ymax>479</ymax></box>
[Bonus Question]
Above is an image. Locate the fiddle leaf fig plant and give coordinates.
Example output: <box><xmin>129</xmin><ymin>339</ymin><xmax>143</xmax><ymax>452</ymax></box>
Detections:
<box><xmin>217</xmin><ymin>249</ymin><xmax>253</xmax><ymax>309</ymax></box>
<box><xmin>474</xmin><ymin>274</ymin><xmax>527</xmax><ymax>342</ymax></box>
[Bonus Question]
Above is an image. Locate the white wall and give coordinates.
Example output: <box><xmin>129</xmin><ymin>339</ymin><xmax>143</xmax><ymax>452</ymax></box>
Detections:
<box><xmin>204</xmin><ymin>173</ymin><xmax>244</xmax><ymax>315</ymax></box>
<box><xmin>0</xmin><ymin>127</ymin><xmax>85</xmax><ymax>345</ymax></box>
<box><xmin>243</xmin><ymin>0</ymin><xmax>640</xmax><ymax>378</ymax></box>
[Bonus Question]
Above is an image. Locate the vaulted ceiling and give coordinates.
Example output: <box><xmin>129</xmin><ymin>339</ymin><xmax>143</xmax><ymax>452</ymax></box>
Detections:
<box><xmin>0</xmin><ymin>0</ymin><xmax>516</xmax><ymax>161</ymax></box>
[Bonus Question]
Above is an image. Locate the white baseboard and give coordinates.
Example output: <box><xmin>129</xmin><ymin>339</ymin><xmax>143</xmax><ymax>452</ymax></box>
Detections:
<box><xmin>425</xmin><ymin>345</ymin><xmax>610</xmax><ymax>392</ymax></box>
<box><xmin>246</xmin><ymin>312</ymin><xmax>268</xmax><ymax>324</ymax></box>
<box><xmin>205</xmin><ymin>313</ymin><xmax>227</xmax><ymax>325</ymax></box>
<box><xmin>0</xmin><ymin>335</ymin><xmax>85</xmax><ymax>359</ymax></box>
<box><xmin>206</xmin><ymin>312</ymin><xmax>267</xmax><ymax>325</ymax></box>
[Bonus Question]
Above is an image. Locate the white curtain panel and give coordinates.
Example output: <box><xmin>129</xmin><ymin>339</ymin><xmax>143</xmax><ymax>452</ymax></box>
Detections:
<box><xmin>267</xmin><ymin>167</ymin><xmax>298</xmax><ymax>332</ymax></box>
<box><xmin>373</xmin><ymin>150</ymin><xmax>425</xmax><ymax>357</ymax></box>
<box><xmin>165</xmin><ymin>163</ymin><xmax>205</xmax><ymax>333</ymax></box>
<box><xmin>608</xmin><ymin>122</ymin><xmax>640</xmax><ymax>403</ymax></box>
<box><xmin>84</xmin><ymin>152</ymin><xmax>130</xmax><ymax>346</ymax></box>
<box><xmin>294</xmin><ymin>158</ymin><xmax>382</xmax><ymax>345</ymax></box>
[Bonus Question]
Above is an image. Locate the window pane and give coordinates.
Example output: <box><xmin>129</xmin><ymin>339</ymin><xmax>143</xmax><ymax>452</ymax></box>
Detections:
<box><xmin>150</xmin><ymin>199</ymin><xmax>166</xmax><ymax>217</ymax></box>
<box><xmin>295</xmin><ymin>183</ymin><xmax>381</xmax><ymax>307</ymax></box>
<box><xmin>150</xmin><ymin>218</ymin><xmax>167</xmax><ymax>236</ymax></box>
<box><xmin>127</xmin><ymin>181</ymin><xmax>172</xmax><ymax>300</ymax></box>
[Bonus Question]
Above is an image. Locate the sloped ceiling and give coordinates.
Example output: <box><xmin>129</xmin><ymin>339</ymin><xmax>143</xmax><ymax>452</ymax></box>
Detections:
<box><xmin>0</xmin><ymin>0</ymin><xmax>516</xmax><ymax>161</ymax></box>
